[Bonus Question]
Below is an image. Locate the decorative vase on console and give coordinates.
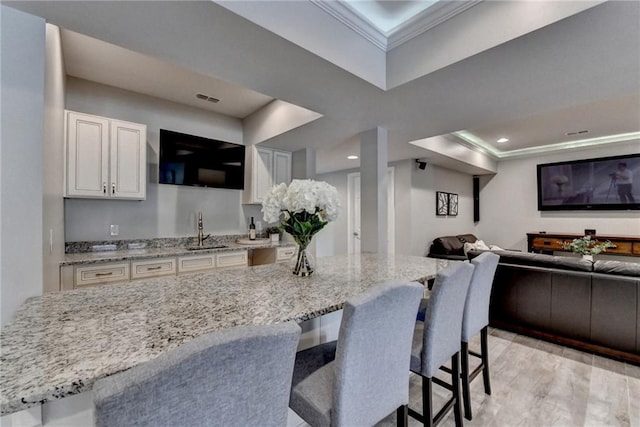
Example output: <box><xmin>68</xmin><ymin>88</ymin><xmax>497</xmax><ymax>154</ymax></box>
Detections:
<box><xmin>562</xmin><ymin>235</ymin><xmax>615</xmax><ymax>262</ymax></box>
<box><xmin>261</xmin><ymin>179</ymin><xmax>340</xmax><ymax>276</ymax></box>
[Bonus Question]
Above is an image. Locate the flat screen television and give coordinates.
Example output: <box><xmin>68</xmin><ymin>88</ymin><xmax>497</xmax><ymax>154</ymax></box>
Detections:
<box><xmin>159</xmin><ymin>129</ymin><xmax>245</xmax><ymax>190</ymax></box>
<box><xmin>537</xmin><ymin>153</ymin><xmax>640</xmax><ymax>211</ymax></box>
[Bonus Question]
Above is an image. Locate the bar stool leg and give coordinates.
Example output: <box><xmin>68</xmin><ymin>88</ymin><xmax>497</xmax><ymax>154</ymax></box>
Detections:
<box><xmin>460</xmin><ymin>341</ymin><xmax>472</xmax><ymax>420</ymax></box>
<box><xmin>481</xmin><ymin>327</ymin><xmax>491</xmax><ymax>395</ymax></box>
<box><xmin>423</xmin><ymin>376</ymin><xmax>434</xmax><ymax>427</ymax></box>
<box><xmin>451</xmin><ymin>353</ymin><xmax>463</xmax><ymax>427</ymax></box>
<box><xmin>397</xmin><ymin>405</ymin><xmax>408</xmax><ymax>427</ymax></box>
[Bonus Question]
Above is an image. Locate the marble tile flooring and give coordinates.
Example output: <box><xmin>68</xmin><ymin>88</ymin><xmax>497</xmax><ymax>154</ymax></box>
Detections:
<box><xmin>289</xmin><ymin>328</ymin><xmax>640</xmax><ymax>427</ymax></box>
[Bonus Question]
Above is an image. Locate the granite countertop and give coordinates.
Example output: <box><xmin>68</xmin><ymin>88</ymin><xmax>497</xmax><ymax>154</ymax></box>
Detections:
<box><xmin>0</xmin><ymin>254</ymin><xmax>450</xmax><ymax>415</ymax></box>
<box><xmin>61</xmin><ymin>241</ymin><xmax>296</xmax><ymax>266</ymax></box>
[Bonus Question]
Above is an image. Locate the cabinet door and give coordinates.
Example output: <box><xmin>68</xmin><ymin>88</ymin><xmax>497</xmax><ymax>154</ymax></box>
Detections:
<box><xmin>217</xmin><ymin>251</ymin><xmax>248</xmax><ymax>268</ymax></box>
<box><xmin>272</xmin><ymin>150</ymin><xmax>291</xmax><ymax>186</ymax></box>
<box><xmin>254</xmin><ymin>147</ymin><xmax>273</xmax><ymax>202</ymax></box>
<box><xmin>75</xmin><ymin>262</ymin><xmax>130</xmax><ymax>287</ymax></box>
<box><xmin>178</xmin><ymin>254</ymin><xmax>216</xmax><ymax>273</ymax></box>
<box><xmin>66</xmin><ymin>111</ymin><xmax>109</xmax><ymax>198</ymax></box>
<box><xmin>110</xmin><ymin>120</ymin><xmax>146</xmax><ymax>200</ymax></box>
<box><xmin>276</xmin><ymin>246</ymin><xmax>296</xmax><ymax>262</ymax></box>
<box><xmin>131</xmin><ymin>258</ymin><xmax>176</xmax><ymax>279</ymax></box>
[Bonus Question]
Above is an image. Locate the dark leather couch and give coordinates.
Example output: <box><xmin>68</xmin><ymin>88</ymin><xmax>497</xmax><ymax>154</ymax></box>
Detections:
<box><xmin>427</xmin><ymin>234</ymin><xmax>478</xmax><ymax>260</ymax></box>
<box><xmin>467</xmin><ymin>249</ymin><xmax>640</xmax><ymax>363</ymax></box>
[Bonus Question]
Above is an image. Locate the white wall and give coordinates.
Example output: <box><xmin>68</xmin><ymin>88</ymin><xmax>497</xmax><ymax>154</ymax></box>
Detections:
<box><xmin>43</xmin><ymin>24</ymin><xmax>66</xmax><ymax>293</ymax></box>
<box><xmin>64</xmin><ymin>77</ymin><xmax>262</xmax><ymax>241</ymax></box>
<box><xmin>478</xmin><ymin>141</ymin><xmax>640</xmax><ymax>251</ymax></box>
<box><xmin>315</xmin><ymin>159</ymin><xmax>478</xmax><ymax>257</ymax></box>
<box><xmin>1</xmin><ymin>6</ymin><xmax>45</xmax><ymax>325</ymax></box>
<box><xmin>315</xmin><ymin>169</ymin><xmax>351</xmax><ymax>257</ymax></box>
<box><xmin>409</xmin><ymin>162</ymin><xmax>477</xmax><ymax>256</ymax></box>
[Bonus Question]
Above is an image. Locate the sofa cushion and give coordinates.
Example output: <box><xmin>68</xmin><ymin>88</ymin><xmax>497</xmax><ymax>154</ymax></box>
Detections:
<box><xmin>468</xmin><ymin>249</ymin><xmax>594</xmax><ymax>272</ymax></box>
<box><xmin>431</xmin><ymin>236</ymin><xmax>466</xmax><ymax>256</ymax></box>
<box><xmin>463</xmin><ymin>240</ymin><xmax>490</xmax><ymax>255</ymax></box>
<box><xmin>593</xmin><ymin>260</ymin><xmax>640</xmax><ymax>277</ymax></box>
<box><xmin>456</xmin><ymin>234</ymin><xmax>478</xmax><ymax>244</ymax></box>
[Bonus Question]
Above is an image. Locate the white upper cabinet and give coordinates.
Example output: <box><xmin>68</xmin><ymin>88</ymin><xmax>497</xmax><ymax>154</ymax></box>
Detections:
<box><xmin>273</xmin><ymin>150</ymin><xmax>292</xmax><ymax>186</ymax></box>
<box><xmin>243</xmin><ymin>145</ymin><xmax>291</xmax><ymax>204</ymax></box>
<box><xmin>65</xmin><ymin>110</ymin><xmax>146</xmax><ymax>200</ymax></box>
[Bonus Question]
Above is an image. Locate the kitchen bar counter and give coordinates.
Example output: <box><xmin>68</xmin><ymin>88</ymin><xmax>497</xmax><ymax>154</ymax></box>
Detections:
<box><xmin>1</xmin><ymin>253</ymin><xmax>449</xmax><ymax>415</ymax></box>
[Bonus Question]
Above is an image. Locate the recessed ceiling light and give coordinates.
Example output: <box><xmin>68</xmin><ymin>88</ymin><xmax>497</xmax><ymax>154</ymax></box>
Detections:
<box><xmin>347</xmin><ymin>155</ymin><xmax>359</xmax><ymax>160</ymax></box>
<box><xmin>496</xmin><ymin>137</ymin><xmax>509</xmax><ymax>143</ymax></box>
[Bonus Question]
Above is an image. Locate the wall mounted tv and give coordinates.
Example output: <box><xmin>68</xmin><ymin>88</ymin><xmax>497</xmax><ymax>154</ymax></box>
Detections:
<box><xmin>537</xmin><ymin>153</ymin><xmax>639</xmax><ymax>211</ymax></box>
<box><xmin>159</xmin><ymin>129</ymin><xmax>245</xmax><ymax>190</ymax></box>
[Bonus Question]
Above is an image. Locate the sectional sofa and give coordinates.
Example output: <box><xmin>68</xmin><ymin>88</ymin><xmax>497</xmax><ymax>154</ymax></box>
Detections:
<box><xmin>466</xmin><ymin>249</ymin><xmax>640</xmax><ymax>364</ymax></box>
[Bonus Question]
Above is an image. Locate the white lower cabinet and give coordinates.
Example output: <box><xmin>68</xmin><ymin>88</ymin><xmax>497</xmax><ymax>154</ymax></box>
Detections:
<box><xmin>178</xmin><ymin>254</ymin><xmax>216</xmax><ymax>273</ymax></box>
<box><xmin>62</xmin><ymin>250</ymin><xmax>250</xmax><ymax>290</ymax></box>
<box><xmin>216</xmin><ymin>251</ymin><xmax>248</xmax><ymax>268</ymax></box>
<box><xmin>74</xmin><ymin>262</ymin><xmax>130</xmax><ymax>288</ymax></box>
<box><xmin>131</xmin><ymin>259</ymin><xmax>176</xmax><ymax>279</ymax></box>
<box><xmin>276</xmin><ymin>246</ymin><xmax>296</xmax><ymax>262</ymax></box>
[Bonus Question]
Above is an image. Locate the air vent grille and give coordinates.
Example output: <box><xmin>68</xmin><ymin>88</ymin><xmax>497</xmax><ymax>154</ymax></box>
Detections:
<box><xmin>196</xmin><ymin>93</ymin><xmax>220</xmax><ymax>103</ymax></box>
<box><xmin>566</xmin><ymin>130</ymin><xmax>589</xmax><ymax>136</ymax></box>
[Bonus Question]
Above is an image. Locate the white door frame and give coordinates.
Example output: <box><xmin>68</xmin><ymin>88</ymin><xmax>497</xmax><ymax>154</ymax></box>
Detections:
<box><xmin>347</xmin><ymin>172</ymin><xmax>360</xmax><ymax>255</ymax></box>
<box><xmin>347</xmin><ymin>167</ymin><xmax>395</xmax><ymax>254</ymax></box>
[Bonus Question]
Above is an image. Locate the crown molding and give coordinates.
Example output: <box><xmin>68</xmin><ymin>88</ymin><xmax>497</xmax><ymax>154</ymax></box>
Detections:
<box><xmin>312</xmin><ymin>0</ymin><xmax>481</xmax><ymax>52</ymax></box>
<box><xmin>454</xmin><ymin>131</ymin><xmax>640</xmax><ymax>159</ymax></box>
<box><xmin>387</xmin><ymin>1</ymin><xmax>481</xmax><ymax>50</ymax></box>
<box><xmin>310</xmin><ymin>0</ymin><xmax>388</xmax><ymax>51</ymax></box>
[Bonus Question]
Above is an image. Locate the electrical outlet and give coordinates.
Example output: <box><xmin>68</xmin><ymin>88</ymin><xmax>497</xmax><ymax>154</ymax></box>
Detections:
<box><xmin>110</xmin><ymin>224</ymin><xmax>119</xmax><ymax>236</ymax></box>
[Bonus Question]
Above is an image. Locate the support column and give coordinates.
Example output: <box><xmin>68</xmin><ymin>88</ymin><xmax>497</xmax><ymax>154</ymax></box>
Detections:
<box><xmin>360</xmin><ymin>127</ymin><xmax>388</xmax><ymax>254</ymax></box>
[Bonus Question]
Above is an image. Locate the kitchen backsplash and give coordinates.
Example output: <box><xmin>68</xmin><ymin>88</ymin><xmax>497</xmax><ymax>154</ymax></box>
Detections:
<box><xmin>65</xmin><ymin>235</ymin><xmax>248</xmax><ymax>254</ymax></box>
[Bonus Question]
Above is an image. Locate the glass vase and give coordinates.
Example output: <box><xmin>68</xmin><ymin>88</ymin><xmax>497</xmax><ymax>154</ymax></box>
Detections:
<box><xmin>291</xmin><ymin>241</ymin><xmax>314</xmax><ymax>276</ymax></box>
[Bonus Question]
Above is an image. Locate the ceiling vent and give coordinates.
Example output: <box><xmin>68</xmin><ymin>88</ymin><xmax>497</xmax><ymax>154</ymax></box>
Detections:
<box><xmin>196</xmin><ymin>93</ymin><xmax>220</xmax><ymax>103</ymax></box>
<box><xmin>566</xmin><ymin>130</ymin><xmax>589</xmax><ymax>136</ymax></box>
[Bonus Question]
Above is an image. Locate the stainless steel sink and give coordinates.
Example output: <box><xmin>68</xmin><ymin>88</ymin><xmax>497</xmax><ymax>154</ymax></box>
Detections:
<box><xmin>186</xmin><ymin>244</ymin><xmax>228</xmax><ymax>251</ymax></box>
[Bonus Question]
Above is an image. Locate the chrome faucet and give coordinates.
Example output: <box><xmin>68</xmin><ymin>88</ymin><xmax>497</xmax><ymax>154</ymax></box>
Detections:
<box><xmin>197</xmin><ymin>212</ymin><xmax>211</xmax><ymax>247</ymax></box>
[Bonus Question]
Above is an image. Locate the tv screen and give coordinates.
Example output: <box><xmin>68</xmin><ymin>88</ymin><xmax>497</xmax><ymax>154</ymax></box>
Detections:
<box><xmin>159</xmin><ymin>129</ymin><xmax>245</xmax><ymax>190</ymax></box>
<box><xmin>537</xmin><ymin>153</ymin><xmax>640</xmax><ymax>211</ymax></box>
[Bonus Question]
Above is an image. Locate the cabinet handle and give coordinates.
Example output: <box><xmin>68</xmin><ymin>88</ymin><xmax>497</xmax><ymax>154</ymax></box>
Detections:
<box><xmin>112</xmin><ymin>183</ymin><xmax>115</xmax><ymax>195</ymax></box>
<box><xmin>146</xmin><ymin>266</ymin><xmax>162</xmax><ymax>271</ymax></box>
<box><xmin>103</xmin><ymin>183</ymin><xmax>107</xmax><ymax>194</ymax></box>
<box><xmin>95</xmin><ymin>272</ymin><xmax>113</xmax><ymax>277</ymax></box>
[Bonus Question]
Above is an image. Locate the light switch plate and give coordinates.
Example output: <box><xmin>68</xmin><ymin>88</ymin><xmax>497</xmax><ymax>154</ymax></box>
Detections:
<box><xmin>110</xmin><ymin>224</ymin><xmax>119</xmax><ymax>236</ymax></box>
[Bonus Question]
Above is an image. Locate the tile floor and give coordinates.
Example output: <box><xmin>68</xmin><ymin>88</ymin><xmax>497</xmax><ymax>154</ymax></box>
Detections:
<box><xmin>289</xmin><ymin>328</ymin><xmax>640</xmax><ymax>427</ymax></box>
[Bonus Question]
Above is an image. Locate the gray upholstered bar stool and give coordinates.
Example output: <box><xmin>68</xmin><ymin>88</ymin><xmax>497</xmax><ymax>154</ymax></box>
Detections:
<box><xmin>93</xmin><ymin>322</ymin><xmax>301</xmax><ymax>427</ymax></box>
<box><xmin>460</xmin><ymin>251</ymin><xmax>499</xmax><ymax>420</ymax></box>
<box><xmin>409</xmin><ymin>262</ymin><xmax>475</xmax><ymax>427</ymax></box>
<box><xmin>289</xmin><ymin>281</ymin><xmax>424</xmax><ymax>427</ymax></box>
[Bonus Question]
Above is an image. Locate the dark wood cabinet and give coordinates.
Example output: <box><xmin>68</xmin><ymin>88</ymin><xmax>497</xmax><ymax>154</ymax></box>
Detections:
<box><xmin>527</xmin><ymin>232</ymin><xmax>640</xmax><ymax>257</ymax></box>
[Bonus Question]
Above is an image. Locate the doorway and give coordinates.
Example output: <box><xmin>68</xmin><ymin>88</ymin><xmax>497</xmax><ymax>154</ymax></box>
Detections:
<box><xmin>347</xmin><ymin>167</ymin><xmax>395</xmax><ymax>254</ymax></box>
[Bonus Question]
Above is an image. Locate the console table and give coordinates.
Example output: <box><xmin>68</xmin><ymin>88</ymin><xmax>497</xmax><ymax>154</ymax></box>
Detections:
<box><xmin>527</xmin><ymin>232</ymin><xmax>640</xmax><ymax>256</ymax></box>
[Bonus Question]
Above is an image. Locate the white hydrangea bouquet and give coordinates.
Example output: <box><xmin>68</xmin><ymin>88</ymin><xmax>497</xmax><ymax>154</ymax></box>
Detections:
<box><xmin>262</xmin><ymin>179</ymin><xmax>340</xmax><ymax>276</ymax></box>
